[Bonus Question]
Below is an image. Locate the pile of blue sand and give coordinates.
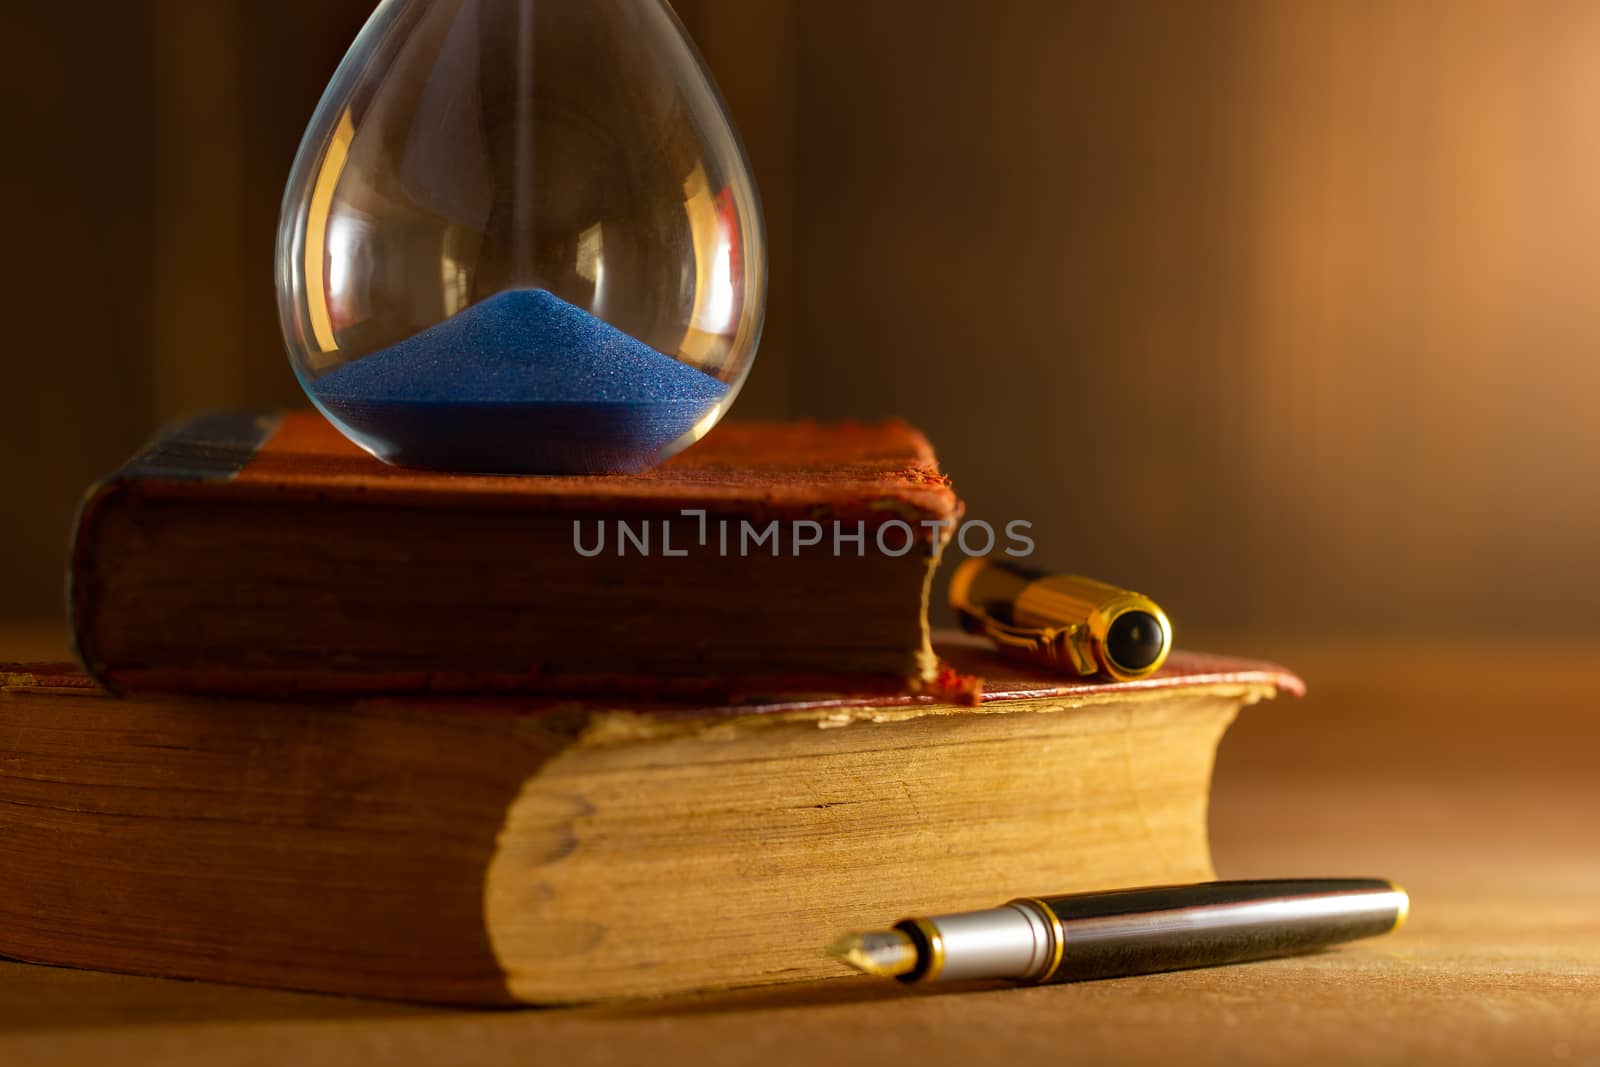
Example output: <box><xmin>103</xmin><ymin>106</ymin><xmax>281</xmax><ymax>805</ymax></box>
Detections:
<box><xmin>309</xmin><ymin>289</ymin><xmax>729</xmax><ymax>474</ymax></box>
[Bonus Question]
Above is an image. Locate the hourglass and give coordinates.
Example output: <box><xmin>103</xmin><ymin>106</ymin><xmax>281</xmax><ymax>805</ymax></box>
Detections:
<box><xmin>276</xmin><ymin>0</ymin><xmax>765</xmax><ymax>475</ymax></box>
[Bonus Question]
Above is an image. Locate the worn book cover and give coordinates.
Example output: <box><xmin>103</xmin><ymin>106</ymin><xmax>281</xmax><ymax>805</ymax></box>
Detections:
<box><xmin>0</xmin><ymin>635</ymin><xmax>1300</xmax><ymax>1004</ymax></box>
<box><xmin>71</xmin><ymin>412</ymin><xmax>961</xmax><ymax>699</ymax></box>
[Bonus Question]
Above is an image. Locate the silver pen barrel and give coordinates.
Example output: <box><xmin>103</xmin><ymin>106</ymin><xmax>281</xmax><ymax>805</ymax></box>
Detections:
<box><xmin>886</xmin><ymin>878</ymin><xmax>1407</xmax><ymax>984</ymax></box>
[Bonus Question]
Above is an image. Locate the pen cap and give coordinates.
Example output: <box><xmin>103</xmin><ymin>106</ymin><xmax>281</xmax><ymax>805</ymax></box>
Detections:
<box><xmin>950</xmin><ymin>558</ymin><xmax>1172</xmax><ymax>681</ymax></box>
<box><xmin>949</xmin><ymin>558</ymin><xmax>1039</xmax><ymax>626</ymax></box>
<box><xmin>1036</xmin><ymin>878</ymin><xmax>1408</xmax><ymax>983</ymax></box>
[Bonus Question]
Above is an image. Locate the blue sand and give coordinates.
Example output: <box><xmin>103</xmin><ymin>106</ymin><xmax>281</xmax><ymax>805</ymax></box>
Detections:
<box><xmin>309</xmin><ymin>289</ymin><xmax>728</xmax><ymax>474</ymax></box>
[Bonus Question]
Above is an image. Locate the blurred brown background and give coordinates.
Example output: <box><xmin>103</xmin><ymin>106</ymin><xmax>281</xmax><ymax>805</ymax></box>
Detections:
<box><xmin>5</xmin><ymin>0</ymin><xmax>1599</xmax><ymax>647</ymax></box>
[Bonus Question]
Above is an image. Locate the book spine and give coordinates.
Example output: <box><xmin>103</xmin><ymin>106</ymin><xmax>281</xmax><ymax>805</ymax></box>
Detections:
<box><xmin>69</xmin><ymin>413</ymin><xmax>280</xmax><ymax>690</ymax></box>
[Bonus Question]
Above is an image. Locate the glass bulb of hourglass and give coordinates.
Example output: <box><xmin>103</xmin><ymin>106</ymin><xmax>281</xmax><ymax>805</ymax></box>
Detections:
<box><xmin>276</xmin><ymin>0</ymin><xmax>765</xmax><ymax>475</ymax></box>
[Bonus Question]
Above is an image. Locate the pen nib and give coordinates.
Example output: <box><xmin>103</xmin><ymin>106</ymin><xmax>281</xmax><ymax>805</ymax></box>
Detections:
<box><xmin>826</xmin><ymin>929</ymin><xmax>919</xmax><ymax>978</ymax></box>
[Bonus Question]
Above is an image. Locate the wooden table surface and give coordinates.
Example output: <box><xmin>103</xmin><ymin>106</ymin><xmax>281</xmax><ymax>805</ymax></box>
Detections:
<box><xmin>2</xmin><ymin>628</ymin><xmax>1596</xmax><ymax>1066</ymax></box>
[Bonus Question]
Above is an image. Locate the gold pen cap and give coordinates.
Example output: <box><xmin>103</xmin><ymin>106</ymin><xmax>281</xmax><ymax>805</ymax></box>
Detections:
<box><xmin>949</xmin><ymin>558</ymin><xmax>1172</xmax><ymax>681</ymax></box>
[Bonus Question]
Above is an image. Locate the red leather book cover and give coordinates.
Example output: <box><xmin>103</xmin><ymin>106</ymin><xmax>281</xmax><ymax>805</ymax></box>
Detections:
<box><xmin>70</xmin><ymin>412</ymin><xmax>962</xmax><ymax>698</ymax></box>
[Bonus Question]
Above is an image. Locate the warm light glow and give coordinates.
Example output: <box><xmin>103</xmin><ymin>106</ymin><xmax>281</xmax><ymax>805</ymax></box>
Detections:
<box><xmin>576</xmin><ymin>221</ymin><xmax>606</xmax><ymax>308</ymax></box>
<box><xmin>440</xmin><ymin>249</ymin><xmax>470</xmax><ymax>317</ymax></box>
<box><xmin>679</xmin><ymin>164</ymin><xmax>739</xmax><ymax>368</ymax></box>
<box><xmin>325</xmin><ymin>211</ymin><xmax>374</xmax><ymax>329</ymax></box>
<box><xmin>701</xmin><ymin>235</ymin><xmax>735</xmax><ymax>334</ymax></box>
<box><xmin>683</xmin><ymin>399</ymin><xmax>725</xmax><ymax>445</ymax></box>
<box><xmin>304</xmin><ymin>108</ymin><xmax>356</xmax><ymax>355</ymax></box>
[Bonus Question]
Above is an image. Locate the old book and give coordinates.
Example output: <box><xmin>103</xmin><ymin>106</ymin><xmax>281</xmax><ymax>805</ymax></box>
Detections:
<box><xmin>0</xmin><ymin>636</ymin><xmax>1300</xmax><ymax>1004</ymax></box>
<box><xmin>70</xmin><ymin>412</ymin><xmax>959</xmax><ymax>698</ymax></box>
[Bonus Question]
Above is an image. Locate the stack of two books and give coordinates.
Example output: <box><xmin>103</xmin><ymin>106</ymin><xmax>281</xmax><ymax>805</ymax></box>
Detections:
<box><xmin>0</xmin><ymin>412</ymin><xmax>1298</xmax><ymax>1004</ymax></box>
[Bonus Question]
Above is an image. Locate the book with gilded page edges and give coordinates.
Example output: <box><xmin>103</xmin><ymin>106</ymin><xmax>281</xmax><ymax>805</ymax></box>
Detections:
<box><xmin>0</xmin><ymin>635</ymin><xmax>1300</xmax><ymax>1004</ymax></box>
<box><xmin>70</xmin><ymin>412</ymin><xmax>961</xmax><ymax>699</ymax></box>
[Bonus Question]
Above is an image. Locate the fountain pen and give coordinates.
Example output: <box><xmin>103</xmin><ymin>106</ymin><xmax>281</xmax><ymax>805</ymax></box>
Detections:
<box><xmin>828</xmin><ymin>878</ymin><xmax>1407</xmax><ymax>985</ymax></box>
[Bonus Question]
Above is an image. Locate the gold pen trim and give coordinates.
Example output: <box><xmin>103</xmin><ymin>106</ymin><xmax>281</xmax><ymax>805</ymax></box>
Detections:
<box><xmin>1013</xmin><ymin>897</ymin><xmax>1067</xmax><ymax>983</ymax></box>
<box><xmin>1388</xmin><ymin>882</ymin><xmax>1410</xmax><ymax>933</ymax></box>
<box><xmin>894</xmin><ymin>917</ymin><xmax>947</xmax><ymax>983</ymax></box>
<box><xmin>950</xmin><ymin>558</ymin><xmax>1172</xmax><ymax>682</ymax></box>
